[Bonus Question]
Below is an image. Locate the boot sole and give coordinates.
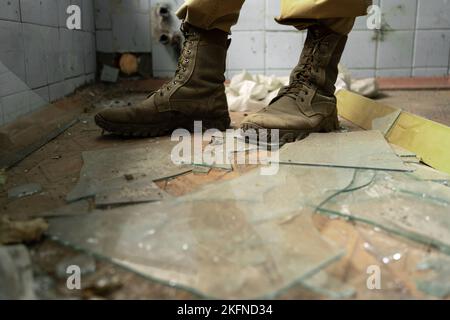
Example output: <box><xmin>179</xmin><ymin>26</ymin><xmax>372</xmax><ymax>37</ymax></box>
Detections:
<box><xmin>241</xmin><ymin>112</ymin><xmax>340</xmax><ymax>145</ymax></box>
<box><xmin>95</xmin><ymin>114</ymin><xmax>231</xmax><ymax>138</ymax></box>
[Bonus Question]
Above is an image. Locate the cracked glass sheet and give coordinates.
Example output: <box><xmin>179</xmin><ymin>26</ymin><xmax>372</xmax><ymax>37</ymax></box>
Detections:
<box><xmin>95</xmin><ymin>177</ymin><xmax>171</xmax><ymax>207</ymax></box>
<box><xmin>371</xmin><ymin>108</ymin><xmax>402</xmax><ymax>136</ymax></box>
<box><xmin>405</xmin><ymin>163</ymin><xmax>450</xmax><ymax>185</ymax></box>
<box><xmin>302</xmin><ymin>271</ymin><xmax>356</xmax><ymax>299</ymax></box>
<box><xmin>416</xmin><ymin>256</ymin><xmax>450</xmax><ymax>298</ymax></box>
<box><xmin>49</xmin><ymin>165</ymin><xmax>349</xmax><ymax>299</ymax></box>
<box><xmin>278</xmin><ymin>131</ymin><xmax>409</xmax><ymax>172</ymax></box>
<box><xmin>390</xmin><ymin>143</ymin><xmax>417</xmax><ymax>158</ymax></box>
<box><xmin>316</xmin><ymin>169</ymin><xmax>450</xmax><ymax>255</ymax></box>
<box><xmin>67</xmin><ymin>139</ymin><xmax>192</xmax><ymax>202</ymax></box>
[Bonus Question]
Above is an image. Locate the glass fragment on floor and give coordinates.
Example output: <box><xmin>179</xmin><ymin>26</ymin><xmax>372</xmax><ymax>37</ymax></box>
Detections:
<box><xmin>317</xmin><ymin>170</ymin><xmax>450</xmax><ymax>255</ymax></box>
<box><xmin>278</xmin><ymin>131</ymin><xmax>409</xmax><ymax>172</ymax></box>
<box><xmin>66</xmin><ymin>138</ymin><xmax>192</xmax><ymax>202</ymax></box>
<box><xmin>416</xmin><ymin>256</ymin><xmax>450</xmax><ymax>298</ymax></box>
<box><xmin>95</xmin><ymin>177</ymin><xmax>171</xmax><ymax>207</ymax></box>
<box><xmin>49</xmin><ymin>165</ymin><xmax>349</xmax><ymax>299</ymax></box>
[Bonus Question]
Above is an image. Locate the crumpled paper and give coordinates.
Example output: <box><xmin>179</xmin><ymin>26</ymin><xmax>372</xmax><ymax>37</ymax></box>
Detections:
<box><xmin>336</xmin><ymin>64</ymin><xmax>379</xmax><ymax>98</ymax></box>
<box><xmin>226</xmin><ymin>70</ymin><xmax>289</xmax><ymax>112</ymax></box>
<box><xmin>226</xmin><ymin>66</ymin><xmax>379</xmax><ymax>112</ymax></box>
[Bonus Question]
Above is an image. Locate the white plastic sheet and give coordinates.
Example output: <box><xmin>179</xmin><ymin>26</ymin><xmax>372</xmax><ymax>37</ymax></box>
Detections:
<box><xmin>226</xmin><ymin>66</ymin><xmax>379</xmax><ymax>112</ymax></box>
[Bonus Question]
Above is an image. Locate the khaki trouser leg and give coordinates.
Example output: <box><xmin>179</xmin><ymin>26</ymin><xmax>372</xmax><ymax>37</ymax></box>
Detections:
<box><xmin>176</xmin><ymin>0</ymin><xmax>245</xmax><ymax>33</ymax></box>
<box><xmin>176</xmin><ymin>0</ymin><xmax>370</xmax><ymax>34</ymax></box>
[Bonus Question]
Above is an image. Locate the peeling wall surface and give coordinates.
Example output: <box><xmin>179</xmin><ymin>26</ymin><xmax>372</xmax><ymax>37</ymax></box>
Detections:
<box><xmin>0</xmin><ymin>0</ymin><xmax>96</xmax><ymax>126</ymax></box>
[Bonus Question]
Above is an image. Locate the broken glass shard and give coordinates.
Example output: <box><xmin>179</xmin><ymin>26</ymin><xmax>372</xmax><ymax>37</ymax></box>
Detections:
<box><xmin>95</xmin><ymin>177</ymin><xmax>171</xmax><ymax>207</ymax></box>
<box><xmin>49</xmin><ymin>165</ymin><xmax>348</xmax><ymax>299</ymax></box>
<box><xmin>66</xmin><ymin>139</ymin><xmax>192</xmax><ymax>202</ymax></box>
<box><xmin>7</xmin><ymin>183</ymin><xmax>42</xmax><ymax>199</ymax></box>
<box><xmin>405</xmin><ymin>163</ymin><xmax>450</xmax><ymax>185</ymax></box>
<box><xmin>317</xmin><ymin>170</ymin><xmax>450</xmax><ymax>255</ymax></box>
<box><xmin>278</xmin><ymin>131</ymin><xmax>409</xmax><ymax>172</ymax></box>
<box><xmin>416</xmin><ymin>256</ymin><xmax>450</xmax><ymax>298</ymax></box>
<box><xmin>301</xmin><ymin>271</ymin><xmax>356</xmax><ymax>299</ymax></box>
<box><xmin>0</xmin><ymin>245</ymin><xmax>36</xmax><ymax>299</ymax></box>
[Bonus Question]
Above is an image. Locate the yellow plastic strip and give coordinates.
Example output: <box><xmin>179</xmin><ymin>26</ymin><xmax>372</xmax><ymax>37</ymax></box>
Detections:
<box><xmin>386</xmin><ymin>112</ymin><xmax>450</xmax><ymax>175</ymax></box>
<box><xmin>336</xmin><ymin>90</ymin><xmax>450</xmax><ymax>175</ymax></box>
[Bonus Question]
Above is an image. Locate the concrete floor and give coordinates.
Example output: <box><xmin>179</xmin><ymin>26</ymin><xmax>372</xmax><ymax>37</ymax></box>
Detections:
<box><xmin>1</xmin><ymin>84</ymin><xmax>449</xmax><ymax>300</ymax></box>
<box><xmin>377</xmin><ymin>90</ymin><xmax>450</xmax><ymax>126</ymax></box>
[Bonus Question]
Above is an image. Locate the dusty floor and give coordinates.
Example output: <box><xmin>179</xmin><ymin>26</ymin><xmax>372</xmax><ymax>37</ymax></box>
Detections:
<box><xmin>1</xmin><ymin>83</ymin><xmax>449</xmax><ymax>300</ymax></box>
<box><xmin>377</xmin><ymin>90</ymin><xmax>450</xmax><ymax>126</ymax></box>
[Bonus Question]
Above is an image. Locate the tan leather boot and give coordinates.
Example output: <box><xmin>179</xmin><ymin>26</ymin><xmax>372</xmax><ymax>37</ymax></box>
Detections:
<box><xmin>241</xmin><ymin>25</ymin><xmax>347</xmax><ymax>143</ymax></box>
<box><xmin>95</xmin><ymin>23</ymin><xmax>231</xmax><ymax>137</ymax></box>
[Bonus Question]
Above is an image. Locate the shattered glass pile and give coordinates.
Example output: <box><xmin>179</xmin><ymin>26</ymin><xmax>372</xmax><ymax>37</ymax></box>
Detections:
<box><xmin>47</xmin><ymin>130</ymin><xmax>450</xmax><ymax>298</ymax></box>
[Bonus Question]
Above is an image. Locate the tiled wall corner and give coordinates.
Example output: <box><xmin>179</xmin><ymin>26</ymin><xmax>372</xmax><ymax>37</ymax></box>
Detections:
<box><xmin>0</xmin><ymin>0</ymin><xmax>97</xmax><ymax>126</ymax></box>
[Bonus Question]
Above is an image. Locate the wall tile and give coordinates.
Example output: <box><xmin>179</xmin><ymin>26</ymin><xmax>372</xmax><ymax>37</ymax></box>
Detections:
<box><xmin>227</xmin><ymin>31</ymin><xmax>265</xmax><ymax>70</ymax></box>
<box><xmin>417</xmin><ymin>0</ymin><xmax>450</xmax><ymax>29</ymax></box>
<box><xmin>377</xmin><ymin>31</ymin><xmax>414</xmax><ymax>68</ymax></box>
<box><xmin>414</xmin><ymin>30</ymin><xmax>450</xmax><ymax>67</ymax></box>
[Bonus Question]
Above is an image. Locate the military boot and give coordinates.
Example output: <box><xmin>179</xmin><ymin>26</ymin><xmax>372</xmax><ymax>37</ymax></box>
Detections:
<box><xmin>241</xmin><ymin>24</ymin><xmax>347</xmax><ymax>143</ymax></box>
<box><xmin>95</xmin><ymin>23</ymin><xmax>231</xmax><ymax>137</ymax></box>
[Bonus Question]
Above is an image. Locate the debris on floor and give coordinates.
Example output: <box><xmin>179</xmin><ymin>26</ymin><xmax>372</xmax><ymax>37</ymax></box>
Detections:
<box><xmin>0</xmin><ymin>245</ymin><xmax>36</xmax><ymax>299</ymax></box>
<box><xmin>278</xmin><ymin>131</ymin><xmax>409</xmax><ymax>172</ymax></box>
<box><xmin>48</xmin><ymin>199</ymin><xmax>344</xmax><ymax>299</ymax></box>
<box><xmin>226</xmin><ymin>66</ymin><xmax>379</xmax><ymax>113</ymax></box>
<box><xmin>301</xmin><ymin>271</ymin><xmax>356</xmax><ymax>299</ymax></box>
<box><xmin>66</xmin><ymin>138</ymin><xmax>192</xmax><ymax>203</ymax></box>
<box><xmin>336</xmin><ymin>64</ymin><xmax>379</xmax><ymax>98</ymax></box>
<box><xmin>416</xmin><ymin>256</ymin><xmax>450</xmax><ymax>298</ymax></box>
<box><xmin>100</xmin><ymin>65</ymin><xmax>120</xmax><ymax>83</ymax></box>
<box><xmin>41</xmin><ymin>122</ymin><xmax>450</xmax><ymax>298</ymax></box>
<box><xmin>0</xmin><ymin>216</ymin><xmax>48</xmax><ymax>245</ymax></box>
<box><xmin>29</xmin><ymin>200</ymin><xmax>93</xmax><ymax>219</ymax></box>
<box><xmin>226</xmin><ymin>70</ymin><xmax>288</xmax><ymax>112</ymax></box>
<box><xmin>7</xmin><ymin>183</ymin><xmax>42</xmax><ymax>199</ymax></box>
<box><xmin>95</xmin><ymin>178</ymin><xmax>170</xmax><ymax>207</ymax></box>
<box><xmin>317</xmin><ymin>169</ymin><xmax>450</xmax><ymax>254</ymax></box>
<box><xmin>83</xmin><ymin>273</ymin><xmax>123</xmax><ymax>297</ymax></box>
<box><xmin>2</xmin><ymin>81</ymin><xmax>450</xmax><ymax>300</ymax></box>
<box><xmin>55</xmin><ymin>254</ymin><xmax>96</xmax><ymax>279</ymax></box>
<box><xmin>0</xmin><ymin>169</ymin><xmax>6</xmax><ymax>189</ymax></box>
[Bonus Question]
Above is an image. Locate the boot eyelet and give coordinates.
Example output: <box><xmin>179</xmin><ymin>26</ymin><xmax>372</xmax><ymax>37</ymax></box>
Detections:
<box><xmin>167</xmin><ymin>86</ymin><xmax>171</xmax><ymax>90</ymax></box>
<box><xmin>185</xmin><ymin>59</ymin><xmax>189</xmax><ymax>63</ymax></box>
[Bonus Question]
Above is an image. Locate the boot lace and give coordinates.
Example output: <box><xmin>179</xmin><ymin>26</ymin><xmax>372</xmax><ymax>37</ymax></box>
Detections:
<box><xmin>278</xmin><ymin>37</ymin><xmax>326</xmax><ymax>101</ymax></box>
<box><xmin>152</xmin><ymin>25</ymin><xmax>197</xmax><ymax>98</ymax></box>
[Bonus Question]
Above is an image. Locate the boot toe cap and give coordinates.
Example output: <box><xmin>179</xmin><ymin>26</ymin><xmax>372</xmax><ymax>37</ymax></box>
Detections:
<box><xmin>241</xmin><ymin>112</ymin><xmax>302</xmax><ymax>131</ymax></box>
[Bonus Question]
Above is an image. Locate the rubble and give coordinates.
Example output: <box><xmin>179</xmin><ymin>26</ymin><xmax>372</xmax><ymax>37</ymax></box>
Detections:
<box><xmin>0</xmin><ymin>216</ymin><xmax>48</xmax><ymax>245</ymax></box>
<box><xmin>0</xmin><ymin>245</ymin><xmax>36</xmax><ymax>299</ymax></box>
<box><xmin>7</xmin><ymin>183</ymin><xmax>42</xmax><ymax>199</ymax></box>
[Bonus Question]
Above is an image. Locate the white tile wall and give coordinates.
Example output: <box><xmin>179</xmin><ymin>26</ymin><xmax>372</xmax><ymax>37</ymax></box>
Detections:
<box><xmin>0</xmin><ymin>0</ymin><xmax>96</xmax><ymax>126</ymax></box>
<box><xmin>226</xmin><ymin>0</ymin><xmax>450</xmax><ymax>78</ymax></box>
<box><xmin>94</xmin><ymin>0</ymin><xmax>152</xmax><ymax>53</ymax></box>
<box><xmin>96</xmin><ymin>0</ymin><xmax>449</xmax><ymax>79</ymax></box>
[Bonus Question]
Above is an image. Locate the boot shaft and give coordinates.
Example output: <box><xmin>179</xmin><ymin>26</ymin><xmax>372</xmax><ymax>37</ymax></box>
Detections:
<box><xmin>291</xmin><ymin>25</ymin><xmax>348</xmax><ymax>96</ymax></box>
<box><xmin>153</xmin><ymin>23</ymin><xmax>230</xmax><ymax>114</ymax></box>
